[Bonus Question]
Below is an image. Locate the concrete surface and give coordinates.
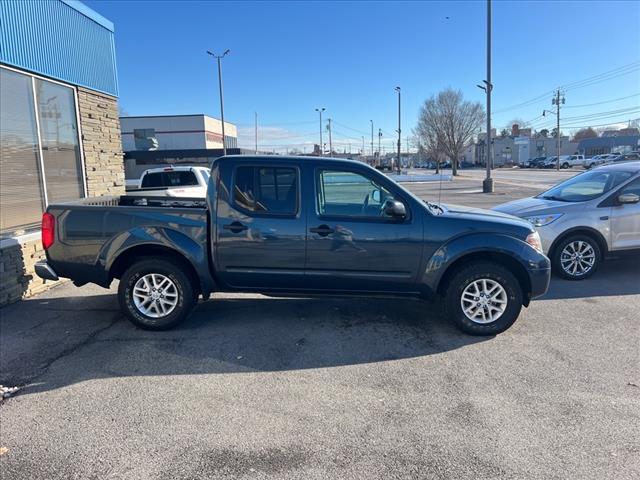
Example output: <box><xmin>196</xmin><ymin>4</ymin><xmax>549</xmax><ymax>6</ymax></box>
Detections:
<box><xmin>1</xmin><ymin>171</ymin><xmax>638</xmax><ymax>480</ymax></box>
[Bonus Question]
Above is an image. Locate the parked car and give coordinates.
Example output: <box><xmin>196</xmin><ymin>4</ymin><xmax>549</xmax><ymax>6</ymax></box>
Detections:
<box><xmin>542</xmin><ymin>156</ymin><xmax>558</xmax><ymax>168</ymax></box>
<box><xmin>494</xmin><ymin>162</ymin><xmax>640</xmax><ymax>280</ymax></box>
<box><xmin>583</xmin><ymin>154</ymin><xmax>616</xmax><ymax>170</ymax></box>
<box><xmin>35</xmin><ymin>156</ymin><xmax>550</xmax><ymax>335</ymax></box>
<box><xmin>126</xmin><ymin>166</ymin><xmax>210</xmax><ymax>197</ymax></box>
<box><xmin>525</xmin><ymin>157</ymin><xmax>547</xmax><ymax>168</ymax></box>
<box><xmin>560</xmin><ymin>154</ymin><xmax>585</xmax><ymax>168</ymax></box>
<box><xmin>621</xmin><ymin>152</ymin><xmax>640</xmax><ymax>161</ymax></box>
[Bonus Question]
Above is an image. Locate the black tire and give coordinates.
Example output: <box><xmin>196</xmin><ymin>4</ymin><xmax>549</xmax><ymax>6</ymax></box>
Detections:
<box><xmin>118</xmin><ymin>258</ymin><xmax>196</xmax><ymax>330</ymax></box>
<box><xmin>562</xmin><ymin>162</ymin><xmax>570</xmax><ymax>169</ymax></box>
<box><xmin>551</xmin><ymin>234</ymin><xmax>601</xmax><ymax>280</ymax></box>
<box><xmin>444</xmin><ymin>262</ymin><xmax>523</xmax><ymax>336</ymax></box>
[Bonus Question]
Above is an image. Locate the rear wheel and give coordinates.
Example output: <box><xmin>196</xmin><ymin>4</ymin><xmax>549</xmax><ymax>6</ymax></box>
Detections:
<box><xmin>118</xmin><ymin>259</ymin><xmax>196</xmax><ymax>330</ymax></box>
<box><xmin>444</xmin><ymin>262</ymin><xmax>523</xmax><ymax>335</ymax></box>
<box><xmin>562</xmin><ymin>162</ymin><xmax>570</xmax><ymax>169</ymax></box>
<box><xmin>552</xmin><ymin>235</ymin><xmax>600</xmax><ymax>280</ymax></box>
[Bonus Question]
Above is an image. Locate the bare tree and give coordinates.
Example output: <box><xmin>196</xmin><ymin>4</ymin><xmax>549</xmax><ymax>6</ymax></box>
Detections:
<box><xmin>415</xmin><ymin>89</ymin><xmax>485</xmax><ymax>175</ymax></box>
<box><xmin>571</xmin><ymin>127</ymin><xmax>598</xmax><ymax>142</ymax></box>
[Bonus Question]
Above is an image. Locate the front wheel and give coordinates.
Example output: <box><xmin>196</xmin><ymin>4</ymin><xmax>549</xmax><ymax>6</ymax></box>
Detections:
<box><xmin>118</xmin><ymin>259</ymin><xmax>196</xmax><ymax>330</ymax></box>
<box><xmin>551</xmin><ymin>235</ymin><xmax>600</xmax><ymax>280</ymax></box>
<box><xmin>444</xmin><ymin>262</ymin><xmax>523</xmax><ymax>335</ymax></box>
<box><xmin>562</xmin><ymin>162</ymin><xmax>570</xmax><ymax>169</ymax></box>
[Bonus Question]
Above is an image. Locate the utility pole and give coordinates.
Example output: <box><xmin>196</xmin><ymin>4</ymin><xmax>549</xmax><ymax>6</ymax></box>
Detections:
<box><xmin>378</xmin><ymin>128</ymin><xmax>382</xmax><ymax>165</ymax></box>
<box><xmin>370</xmin><ymin>120</ymin><xmax>374</xmax><ymax>159</ymax></box>
<box><xmin>327</xmin><ymin>118</ymin><xmax>333</xmax><ymax>156</ymax></box>
<box><xmin>543</xmin><ymin>89</ymin><xmax>565</xmax><ymax>171</ymax></box>
<box><xmin>315</xmin><ymin>107</ymin><xmax>325</xmax><ymax>156</ymax></box>
<box><xmin>206</xmin><ymin>49</ymin><xmax>230</xmax><ymax>156</ymax></box>
<box><xmin>395</xmin><ymin>86</ymin><xmax>401</xmax><ymax>175</ymax></box>
<box><xmin>254</xmin><ymin>111</ymin><xmax>258</xmax><ymax>154</ymax></box>
<box><xmin>361</xmin><ymin>136</ymin><xmax>365</xmax><ymax>157</ymax></box>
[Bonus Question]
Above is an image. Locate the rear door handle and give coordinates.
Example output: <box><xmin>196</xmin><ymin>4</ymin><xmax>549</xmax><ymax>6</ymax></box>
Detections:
<box><xmin>223</xmin><ymin>221</ymin><xmax>248</xmax><ymax>233</ymax></box>
<box><xmin>309</xmin><ymin>224</ymin><xmax>335</xmax><ymax>236</ymax></box>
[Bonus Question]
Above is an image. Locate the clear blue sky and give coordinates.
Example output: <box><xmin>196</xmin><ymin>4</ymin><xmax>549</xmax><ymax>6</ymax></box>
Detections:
<box><xmin>86</xmin><ymin>0</ymin><xmax>640</xmax><ymax>153</ymax></box>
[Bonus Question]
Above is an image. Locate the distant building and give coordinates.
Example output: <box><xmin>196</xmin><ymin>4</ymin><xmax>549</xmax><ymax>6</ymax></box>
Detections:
<box><xmin>471</xmin><ymin>133</ymin><xmax>577</xmax><ymax>166</ymax></box>
<box><xmin>577</xmin><ymin>135</ymin><xmax>640</xmax><ymax>156</ymax></box>
<box><xmin>120</xmin><ymin>114</ymin><xmax>238</xmax><ymax>151</ymax></box>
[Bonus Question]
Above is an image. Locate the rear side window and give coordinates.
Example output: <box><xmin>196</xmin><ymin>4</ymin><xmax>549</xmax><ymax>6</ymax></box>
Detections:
<box><xmin>233</xmin><ymin>166</ymin><xmax>298</xmax><ymax>215</ymax></box>
<box><xmin>141</xmin><ymin>171</ymin><xmax>199</xmax><ymax>188</ymax></box>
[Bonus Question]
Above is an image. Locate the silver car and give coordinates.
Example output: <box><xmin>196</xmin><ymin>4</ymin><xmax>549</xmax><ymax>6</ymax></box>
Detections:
<box><xmin>494</xmin><ymin>162</ymin><xmax>640</xmax><ymax>280</ymax></box>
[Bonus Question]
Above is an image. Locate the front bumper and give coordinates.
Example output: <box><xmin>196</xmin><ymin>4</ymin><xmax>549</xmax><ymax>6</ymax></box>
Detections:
<box><xmin>34</xmin><ymin>260</ymin><xmax>59</xmax><ymax>281</ymax></box>
<box><xmin>528</xmin><ymin>266</ymin><xmax>551</xmax><ymax>300</ymax></box>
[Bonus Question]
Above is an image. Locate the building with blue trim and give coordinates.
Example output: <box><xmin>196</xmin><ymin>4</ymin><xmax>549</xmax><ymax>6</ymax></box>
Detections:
<box><xmin>1</xmin><ymin>0</ymin><xmax>125</xmax><ymax>305</ymax></box>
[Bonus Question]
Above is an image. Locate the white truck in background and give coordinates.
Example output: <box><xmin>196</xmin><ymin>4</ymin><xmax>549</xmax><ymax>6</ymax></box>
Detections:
<box><xmin>125</xmin><ymin>166</ymin><xmax>210</xmax><ymax>198</ymax></box>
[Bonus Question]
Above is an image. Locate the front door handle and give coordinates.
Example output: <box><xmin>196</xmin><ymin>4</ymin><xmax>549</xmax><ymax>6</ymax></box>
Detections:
<box><xmin>223</xmin><ymin>221</ymin><xmax>248</xmax><ymax>233</ymax></box>
<box><xmin>309</xmin><ymin>224</ymin><xmax>335</xmax><ymax>236</ymax></box>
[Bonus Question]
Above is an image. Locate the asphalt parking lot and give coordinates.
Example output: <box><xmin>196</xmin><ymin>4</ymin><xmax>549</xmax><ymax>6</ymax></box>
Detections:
<box><xmin>1</xmin><ymin>169</ymin><xmax>638</xmax><ymax>480</ymax></box>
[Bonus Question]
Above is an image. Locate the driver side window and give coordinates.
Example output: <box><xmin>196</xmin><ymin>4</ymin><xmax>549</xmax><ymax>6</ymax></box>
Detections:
<box><xmin>316</xmin><ymin>170</ymin><xmax>396</xmax><ymax>218</ymax></box>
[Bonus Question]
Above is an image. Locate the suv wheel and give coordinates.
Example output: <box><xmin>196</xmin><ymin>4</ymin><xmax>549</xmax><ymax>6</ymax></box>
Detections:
<box><xmin>552</xmin><ymin>235</ymin><xmax>600</xmax><ymax>280</ymax></box>
<box><xmin>118</xmin><ymin>259</ymin><xmax>196</xmax><ymax>330</ymax></box>
<box><xmin>444</xmin><ymin>262</ymin><xmax>523</xmax><ymax>335</ymax></box>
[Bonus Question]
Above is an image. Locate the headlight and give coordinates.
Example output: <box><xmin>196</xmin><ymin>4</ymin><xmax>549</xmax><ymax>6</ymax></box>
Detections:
<box><xmin>526</xmin><ymin>231</ymin><xmax>543</xmax><ymax>253</ymax></box>
<box><xmin>524</xmin><ymin>213</ymin><xmax>563</xmax><ymax>227</ymax></box>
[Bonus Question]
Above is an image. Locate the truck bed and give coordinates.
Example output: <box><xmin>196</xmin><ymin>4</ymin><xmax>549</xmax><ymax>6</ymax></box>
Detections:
<box><xmin>68</xmin><ymin>195</ymin><xmax>207</xmax><ymax>209</ymax></box>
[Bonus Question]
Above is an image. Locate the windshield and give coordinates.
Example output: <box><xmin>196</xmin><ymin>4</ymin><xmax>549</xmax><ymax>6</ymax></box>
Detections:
<box><xmin>538</xmin><ymin>170</ymin><xmax>635</xmax><ymax>202</ymax></box>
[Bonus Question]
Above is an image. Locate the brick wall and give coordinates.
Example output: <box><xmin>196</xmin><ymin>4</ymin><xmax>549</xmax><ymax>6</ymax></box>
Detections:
<box><xmin>0</xmin><ymin>237</ymin><xmax>63</xmax><ymax>306</ymax></box>
<box><xmin>77</xmin><ymin>87</ymin><xmax>125</xmax><ymax>196</ymax></box>
<box><xmin>0</xmin><ymin>88</ymin><xmax>124</xmax><ymax>307</ymax></box>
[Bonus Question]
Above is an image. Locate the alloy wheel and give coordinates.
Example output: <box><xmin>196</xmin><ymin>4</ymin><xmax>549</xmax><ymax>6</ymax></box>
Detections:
<box><xmin>460</xmin><ymin>278</ymin><xmax>508</xmax><ymax>324</ymax></box>
<box><xmin>132</xmin><ymin>273</ymin><xmax>179</xmax><ymax>318</ymax></box>
<box><xmin>560</xmin><ymin>241</ymin><xmax>595</xmax><ymax>277</ymax></box>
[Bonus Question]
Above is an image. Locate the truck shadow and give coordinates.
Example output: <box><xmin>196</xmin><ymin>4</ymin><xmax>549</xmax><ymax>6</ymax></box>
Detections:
<box><xmin>4</xmin><ymin>294</ymin><xmax>490</xmax><ymax>396</ymax></box>
<box><xmin>538</xmin><ymin>255</ymin><xmax>640</xmax><ymax>300</ymax></box>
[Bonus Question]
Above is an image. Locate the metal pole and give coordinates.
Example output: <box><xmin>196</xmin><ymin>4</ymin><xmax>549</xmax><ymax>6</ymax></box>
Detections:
<box><xmin>370</xmin><ymin>120</ymin><xmax>374</xmax><ymax>159</ymax></box>
<box><xmin>482</xmin><ymin>0</ymin><xmax>493</xmax><ymax>192</ymax></box>
<box><xmin>396</xmin><ymin>87</ymin><xmax>401</xmax><ymax>175</ymax></box>
<box><xmin>378</xmin><ymin>128</ymin><xmax>382</xmax><ymax>165</ymax></box>
<box><xmin>254</xmin><ymin>111</ymin><xmax>258</xmax><ymax>154</ymax></box>
<box><xmin>362</xmin><ymin>136</ymin><xmax>365</xmax><ymax>157</ymax></box>
<box><xmin>217</xmin><ymin>56</ymin><xmax>227</xmax><ymax>156</ymax></box>
<box><xmin>315</xmin><ymin>108</ymin><xmax>325</xmax><ymax>156</ymax></box>
<box><xmin>556</xmin><ymin>90</ymin><xmax>561</xmax><ymax>171</ymax></box>
<box><xmin>207</xmin><ymin>50</ymin><xmax>230</xmax><ymax>156</ymax></box>
<box><xmin>328</xmin><ymin>118</ymin><xmax>333</xmax><ymax>155</ymax></box>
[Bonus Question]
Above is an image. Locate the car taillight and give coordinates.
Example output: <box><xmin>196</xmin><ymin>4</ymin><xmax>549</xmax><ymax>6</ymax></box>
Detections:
<box><xmin>42</xmin><ymin>212</ymin><xmax>55</xmax><ymax>250</ymax></box>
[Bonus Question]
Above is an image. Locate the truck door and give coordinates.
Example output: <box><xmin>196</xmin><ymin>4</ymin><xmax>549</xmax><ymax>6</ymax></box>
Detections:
<box><xmin>214</xmin><ymin>161</ymin><xmax>307</xmax><ymax>289</ymax></box>
<box><xmin>304</xmin><ymin>167</ymin><xmax>423</xmax><ymax>293</ymax></box>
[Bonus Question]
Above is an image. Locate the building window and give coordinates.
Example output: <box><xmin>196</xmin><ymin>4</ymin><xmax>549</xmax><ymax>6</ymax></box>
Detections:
<box><xmin>134</xmin><ymin>128</ymin><xmax>158</xmax><ymax>150</ymax></box>
<box><xmin>0</xmin><ymin>66</ymin><xmax>85</xmax><ymax>238</ymax></box>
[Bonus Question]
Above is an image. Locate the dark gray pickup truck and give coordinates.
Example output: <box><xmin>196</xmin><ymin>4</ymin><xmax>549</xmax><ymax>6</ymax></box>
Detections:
<box><xmin>36</xmin><ymin>156</ymin><xmax>550</xmax><ymax>335</ymax></box>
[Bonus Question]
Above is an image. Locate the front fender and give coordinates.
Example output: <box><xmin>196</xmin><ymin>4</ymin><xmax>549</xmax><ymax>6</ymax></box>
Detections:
<box><xmin>421</xmin><ymin>233</ymin><xmax>549</xmax><ymax>294</ymax></box>
<box><xmin>100</xmin><ymin>226</ymin><xmax>215</xmax><ymax>294</ymax></box>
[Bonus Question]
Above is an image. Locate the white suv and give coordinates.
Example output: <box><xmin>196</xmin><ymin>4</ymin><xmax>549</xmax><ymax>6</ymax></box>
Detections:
<box><xmin>494</xmin><ymin>162</ymin><xmax>640</xmax><ymax>279</ymax></box>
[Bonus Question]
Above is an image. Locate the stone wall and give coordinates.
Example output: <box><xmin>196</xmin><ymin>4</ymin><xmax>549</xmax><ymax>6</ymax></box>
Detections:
<box><xmin>0</xmin><ymin>88</ymin><xmax>124</xmax><ymax>307</ymax></box>
<box><xmin>0</xmin><ymin>237</ymin><xmax>63</xmax><ymax>306</ymax></box>
<box><xmin>77</xmin><ymin>87</ymin><xmax>125</xmax><ymax>196</ymax></box>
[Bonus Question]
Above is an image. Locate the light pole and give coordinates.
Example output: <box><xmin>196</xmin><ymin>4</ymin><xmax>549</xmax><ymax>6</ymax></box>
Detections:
<box><xmin>254</xmin><ymin>111</ymin><xmax>258</xmax><ymax>154</ymax></box>
<box><xmin>370</xmin><ymin>120</ymin><xmax>374</xmax><ymax>159</ymax></box>
<box><xmin>206</xmin><ymin>49</ymin><xmax>230</xmax><ymax>156</ymax></box>
<box><xmin>478</xmin><ymin>0</ymin><xmax>493</xmax><ymax>192</ymax></box>
<box><xmin>395</xmin><ymin>86</ymin><xmax>401</xmax><ymax>175</ymax></box>
<box><xmin>315</xmin><ymin>107</ymin><xmax>325</xmax><ymax>156</ymax></box>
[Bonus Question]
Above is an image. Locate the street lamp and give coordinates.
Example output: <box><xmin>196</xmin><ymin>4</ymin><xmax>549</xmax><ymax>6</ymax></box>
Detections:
<box><xmin>479</xmin><ymin>0</ymin><xmax>493</xmax><ymax>192</ymax></box>
<box><xmin>370</xmin><ymin>120</ymin><xmax>374</xmax><ymax>159</ymax></box>
<box><xmin>395</xmin><ymin>86</ymin><xmax>401</xmax><ymax>175</ymax></box>
<box><xmin>315</xmin><ymin>108</ymin><xmax>325</xmax><ymax>156</ymax></box>
<box><xmin>206</xmin><ymin>49</ymin><xmax>230</xmax><ymax>156</ymax></box>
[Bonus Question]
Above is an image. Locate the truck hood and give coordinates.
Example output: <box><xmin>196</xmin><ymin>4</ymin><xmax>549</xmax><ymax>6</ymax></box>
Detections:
<box><xmin>492</xmin><ymin>196</ymin><xmax>567</xmax><ymax>216</ymax></box>
<box><xmin>441</xmin><ymin>203</ymin><xmax>533</xmax><ymax>231</ymax></box>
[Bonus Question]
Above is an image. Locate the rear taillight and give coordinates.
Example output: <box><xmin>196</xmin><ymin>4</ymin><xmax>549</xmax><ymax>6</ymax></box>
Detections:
<box><xmin>42</xmin><ymin>212</ymin><xmax>55</xmax><ymax>250</ymax></box>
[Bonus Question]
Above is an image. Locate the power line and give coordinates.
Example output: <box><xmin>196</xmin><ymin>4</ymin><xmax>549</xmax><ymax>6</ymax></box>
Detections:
<box><xmin>563</xmin><ymin>93</ymin><xmax>640</xmax><ymax>109</ymax></box>
<box><xmin>493</xmin><ymin>61</ymin><xmax>640</xmax><ymax>114</ymax></box>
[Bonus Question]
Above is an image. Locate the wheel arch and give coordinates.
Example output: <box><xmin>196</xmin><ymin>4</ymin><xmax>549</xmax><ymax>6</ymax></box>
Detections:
<box><xmin>548</xmin><ymin>227</ymin><xmax>608</xmax><ymax>260</ymax></box>
<box><xmin>436</xmin><ymin>251</ymin><xmax>533</xmax><ymax>306</ymax></box>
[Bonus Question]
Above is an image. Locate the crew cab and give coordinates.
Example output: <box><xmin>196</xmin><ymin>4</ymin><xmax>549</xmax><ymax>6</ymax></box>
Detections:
<box><xmin>36</xmin><ymin>156</ymin><xmax>550</xmax><ymax>335</ymax></box>
<box><xmin>125</xmin><ymin>166</ymin><xmax>210</xmax><ymax>197</ymax></box>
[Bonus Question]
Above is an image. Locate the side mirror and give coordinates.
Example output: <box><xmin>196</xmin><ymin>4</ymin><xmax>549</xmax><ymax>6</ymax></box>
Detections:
<box><xmin>383</xmin><ymin>199</ymin><xmax>406</xmax><ymax>219</ymax></box>
<box><xmin>618</xmin><ymin>193</ymin><xmax>640</xmax><ymax>205</ymax></box>
<box><xmin>371</xmin><ymin>189</ymin><xmax>382</xmax><ymax>203</ymax></box>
